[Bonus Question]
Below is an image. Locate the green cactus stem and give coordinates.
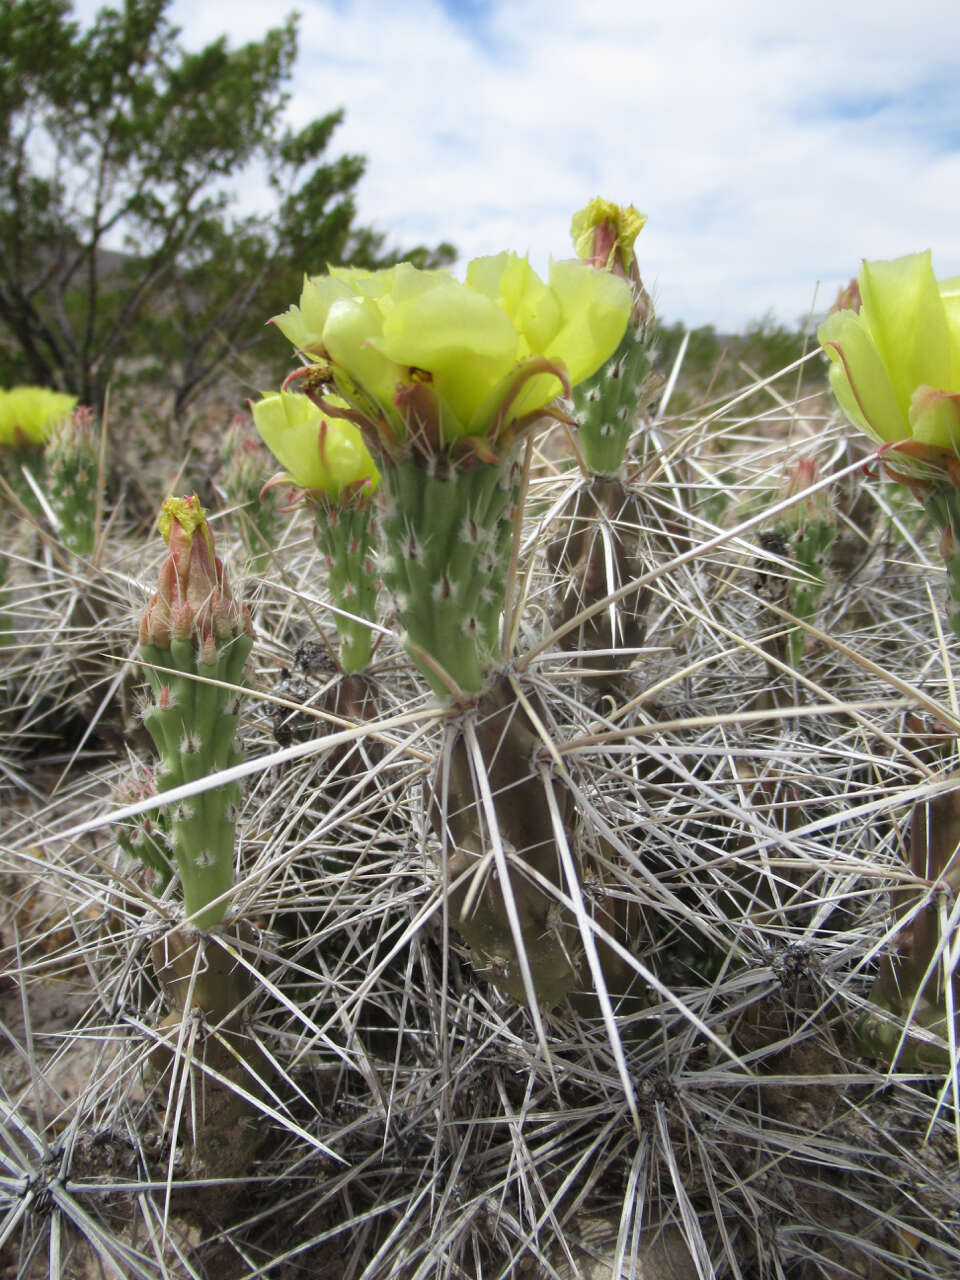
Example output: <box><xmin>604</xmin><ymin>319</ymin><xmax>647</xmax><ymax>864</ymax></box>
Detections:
<box><xmin>762</xmin><ymin>459</ymin><xmax>836</xmax><ymax>670</ymax></box>
<box><xmin>137</xmin><ymin>496</ymin><xmax>252</xmax><ymax>929</ymax></box>
<box><xmin>571</xmin><ymin>326</ymin><xmax>656</xmax><ymax>476</ymax></box>
<box><xmin>311</xmin><ymin>489</ymin><xmax>379</xmax><ymax>674</ymax></box>
<box><xmin>45</xmin><ymin>405</ymin><xmax>100</xmax><ymax>556</ymax></box>
<box><xmin>378</xmin><ymin>453</ymin><xmax>521</xmax><ymax>698</ymax></box>
<box><xmin>547</xmin><ymin>476</ymin><xmax>652</xmax><ymax>690</ymax></box>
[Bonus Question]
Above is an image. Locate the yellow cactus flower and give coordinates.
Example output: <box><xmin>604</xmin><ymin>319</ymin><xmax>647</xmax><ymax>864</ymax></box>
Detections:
<box><xmin>251</xmin><ymin>390</ymin><xmax>379</xmax><ymax>497</ymax></box>
<box><xmin>818</xmin><ymin>252</ymin><xmax>960</xmax><ymax>451</ymax></box>
<box><xmin>0</xmin><ymin>386</ymin><xmax>77</xmax><ymax>447</ymax></box>
<box><xmin>271</xmin><ymin>254</ymin><xmax>632</xmax><ymax>455</ymax></box>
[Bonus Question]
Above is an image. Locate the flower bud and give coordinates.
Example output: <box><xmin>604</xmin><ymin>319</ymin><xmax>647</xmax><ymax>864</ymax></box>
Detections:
<box><xmin>570</xmin><ymin>198</ymin><xmax>652</xmax><ymax>335</ymax></box>
<box><xmin>251</xmin><ymin>390</ymin><xmax>380</xmax><ymax>498</ymax></box>
<box><xmin>141</xmin><ymin>495</ymin><xmax>248</xmax><ymax>650</ymax></box>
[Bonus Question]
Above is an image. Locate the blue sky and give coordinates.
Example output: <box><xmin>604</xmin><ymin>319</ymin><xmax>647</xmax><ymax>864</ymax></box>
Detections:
<box><xmin>73</xmin><ymin>0</ymin><xmax>960</xmax><ymax>332</ymax></box>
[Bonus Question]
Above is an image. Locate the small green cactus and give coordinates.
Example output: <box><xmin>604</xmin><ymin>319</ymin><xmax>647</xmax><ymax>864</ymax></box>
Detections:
<box><xmin>252</xmin><ymin>389</ymin><xmax>380</xmax><ymax>673</ymax></box>
<box><xmin>767</xmin><ymin>458</ymin><xmax>836</xmax><ymax>667</ymax></box>
<box><xmin>571</xmin><ymin>331</ymin><xmax>655</xmax><ymax>476</ymax></box>
<box><xmin>45</xmin><ymin>405</ymin><xmax>100</xmax><ymax>556</ymax></box>
<box><xmin>569</xmin><ymin>197</ymin><xmax>657</xmax><ymax>476</ymax></box>
<box><xmin>312</xmin><ymin>489</ymin><xmax>379</xmax><ymax>673</ymax></box>
<box><xmin>137</xmin><ymin>495</ymin><xmax>253</xmax><ymax>928</ymax></box>
<box><xmin>218</xmin><ymin>415</ymin><xmax>281</xmax><ymax>575</ymax></box>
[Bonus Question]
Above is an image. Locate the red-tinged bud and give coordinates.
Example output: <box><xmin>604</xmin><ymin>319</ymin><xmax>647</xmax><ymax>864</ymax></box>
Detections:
<box><xmin>157</xmin><ymin>685</ymin><xmax>171</xmax><ymax>711</ymax></box>
<box><xmin>141</xmin><ymin>594</ymin><xmax>172</xmax><ymax>647</ymax></box>
<box><xmin>199</xmin><ymin>634</ymin><xmax>218</xmax><ymax>668</ymax></box>
<box><xmin>141</xmin><ymin>495</ymin><xmax>249</xmax><ymax>651</ymax></box>
<box><xmin>171</xmin><ymin>603</ymin><xmax>194</xmax><ymax>642</ymax></box>
<box><xmin>570</xmin><ymin>198</ymin><xmax>653</xmax><ymax>337</ymax></box>
<box><xmin>776</xmin><ymin>457</ymin><xmax>834</xmax><ymax>534</ymax></box>
<box><xmin>829</xmin><ymin>277</ymin><xmax>861</xmax><ymax>315</ymax></box>
<box><xmin>782</xmin><ymin>457</ymin><xmax>819</xmax><ymax>501</ymax></box>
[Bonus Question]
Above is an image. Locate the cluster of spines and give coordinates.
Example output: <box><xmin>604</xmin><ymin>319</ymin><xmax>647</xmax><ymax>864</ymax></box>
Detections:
<box><xmin>377</xmin><ymin>456</ymin><xmax>520</xmax><ymax>696</ymax></box>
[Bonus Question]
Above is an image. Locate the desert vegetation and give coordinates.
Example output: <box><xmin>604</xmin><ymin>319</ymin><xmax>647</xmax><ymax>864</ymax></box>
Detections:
<box><xmin>3</xmin><ymin>6</ymin><xmax>960</xmax><ymax>1280</ymax></box>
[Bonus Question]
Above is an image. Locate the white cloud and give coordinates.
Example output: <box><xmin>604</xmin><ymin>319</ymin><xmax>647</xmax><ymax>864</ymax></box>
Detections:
<box><xmin>70</xmin><ymin>0</ymin><xmax>960</xmax><ymax>330</ymax></box>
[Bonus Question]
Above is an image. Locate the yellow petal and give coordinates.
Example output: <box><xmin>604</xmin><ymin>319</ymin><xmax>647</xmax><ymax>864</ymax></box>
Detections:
<box><xmin>817</xmin><ymin>309</ymin><xmax>909</xmax><ymax>442</ymax></box>
<box><xmin>542</xmin><ymin>259</ymin><xmax>632</xmax><ymax>384</ymax></box>
<box><xmin>859</xmin><ymin>252</ymin><xmax>952</xmax><ymax>419</ymax></box>
<box><xmin>251</xmin><ymin>391</ymin><xmax>378</xmax><ymax>495</ymax></box>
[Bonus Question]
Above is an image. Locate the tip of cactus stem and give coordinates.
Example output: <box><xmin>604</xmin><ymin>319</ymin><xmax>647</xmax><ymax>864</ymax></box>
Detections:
<box><xmin>199</xmin><ymin>634</ymin><xmax>218</xmax><ymax>667</ymax></box>
<box><xmin>143</xmin><ymin>493</ymin><xmax>250</xmax><ymax>650</ymax></box>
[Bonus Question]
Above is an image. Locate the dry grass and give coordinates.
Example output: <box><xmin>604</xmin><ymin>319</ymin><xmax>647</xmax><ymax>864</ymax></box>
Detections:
<box><xmin>2</xmin><ymin>354</ymin><xmax>960</xmax><ymax>1279</ymax></box>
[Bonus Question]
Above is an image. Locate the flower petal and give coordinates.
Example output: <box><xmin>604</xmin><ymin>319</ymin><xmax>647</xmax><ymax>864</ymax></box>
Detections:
<box><xmin>817</xmin><ymin>309</ymin><xmax>909</xmax><ymax>442</ymax></box>
<box><xmin>251</xmin><ymin>390</ymin><xmax>379</xmax><ymax>495</ymax></box>
<box><xmin>859</xmin><ymin>252</ymin><xmax>952</xmax><ymax>418</ymax></box>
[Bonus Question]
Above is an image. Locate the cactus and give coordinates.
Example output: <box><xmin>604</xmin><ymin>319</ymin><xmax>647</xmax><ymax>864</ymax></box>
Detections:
<box><xmin>45</xmin><ymin>405</ymin><xmax>100</xmax><ymax>556</ymax></box>
<box><xmin>312</xmin><ymin>485</ymin><xmax>379</xmax><ymax>674</ymax></box>
<box><xmin>252</xmin><ymin>389</ymin><xmax>380</xmax><ymax>673</ymax></box>
<box><xmin>547</xmin><ymin>200</ymin><xmax>662</xmax><ymax>690</ymax></box>
<box><xmin>137</xmin><ymin>495</ymin><xmax>252</xmax><ymax>928</ymax></box>
<box><xmin>765</xmin><ymin>457</ymin><xmax>836</xmax><ymax>668</ymax></box>
<box><xmin>218</xmin><ymin>415</ymin><xmax>281</xmax><ymax>575</ymax></box>
<box><xmin>378</xmin><ymin>453</ymin><xmax>520</xmax><ymax>697</ymax></box>
<box><xmin>568</xmin><ymin>197</ymin><xmax>657</xmax><ymax>476</ymax></box>
<box><xmin>571</xmin><ymin>328</ymin><xmax>656</xmax><ymax>476</ymax></box>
